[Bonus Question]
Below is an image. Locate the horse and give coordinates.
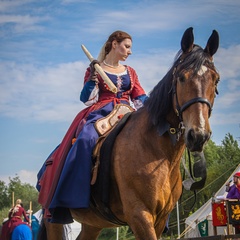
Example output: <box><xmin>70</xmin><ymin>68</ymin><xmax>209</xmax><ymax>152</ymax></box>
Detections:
<box><xmin>39</xmin><ymin>27</ymin><xmax>220</xmax><ymax>240</ymax></box>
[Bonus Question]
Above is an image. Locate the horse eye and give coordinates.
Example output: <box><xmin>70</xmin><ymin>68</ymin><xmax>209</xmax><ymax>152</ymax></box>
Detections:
<box><xmin>215</xmin><ymin>77</ymin><xmax>220</xmax><ymax>86</ymax></box>
<box><xmin>215</xmin><ymin>77</ymin><xmax>220</xmax><ymax>95</ymax></box>
<box><xmin>178</xmin><ymin>74</ymin><xmax>185</xmax><ymax>83</ymax></box>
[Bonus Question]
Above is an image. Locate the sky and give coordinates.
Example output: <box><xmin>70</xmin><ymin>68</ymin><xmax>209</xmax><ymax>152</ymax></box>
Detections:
<box><xmin>0</xmin><ymin>0</ymin><xmax>240</xmax><ymax>186</ymax></box>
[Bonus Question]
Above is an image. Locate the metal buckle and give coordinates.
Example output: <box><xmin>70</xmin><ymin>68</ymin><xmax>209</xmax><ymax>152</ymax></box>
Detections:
<box><xmin>170</xmin><ymin>128</ymin><xmax>176</xmax><ymax>134</ymax></box>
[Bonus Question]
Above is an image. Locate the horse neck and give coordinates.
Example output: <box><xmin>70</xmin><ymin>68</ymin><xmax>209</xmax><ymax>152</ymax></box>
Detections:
<box><xmin>163</xmin><ymin>110</ymin><xmax>186</xmax><ymax>163</ymax></box>
<box><xmin>141</xmin><ymin>108</ymin><xmax>186</xmax><ymax>164</ymax></box>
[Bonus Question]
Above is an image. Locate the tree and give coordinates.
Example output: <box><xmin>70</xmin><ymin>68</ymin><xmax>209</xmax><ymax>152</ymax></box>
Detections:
<box><xmin>167</xmin><ymin>133</ymin><xmax>240</xmax><ymax>237</ymax></box>
<box><xmin>0</xmin><ymin>181</ymin><xmax>8</xmax><ymax>210</ymax></box>
<box><xmin>0</xmin><ymin>175</ymin><xmax>41</xmax><ymax>223</ymax></box>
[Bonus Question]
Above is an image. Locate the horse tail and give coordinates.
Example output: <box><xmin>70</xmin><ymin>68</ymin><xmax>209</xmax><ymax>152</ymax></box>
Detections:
<box><xmin>37</xmin><ymin>219</ymin><xmax>47</xmax><ymax>240</ymax></box>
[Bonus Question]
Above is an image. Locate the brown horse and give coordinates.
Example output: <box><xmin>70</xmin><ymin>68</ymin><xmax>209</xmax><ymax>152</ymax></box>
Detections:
<box><xmin>40</xmin><ymin>27</ymin><xmax>220</xmax><ymax>240</ymax></box>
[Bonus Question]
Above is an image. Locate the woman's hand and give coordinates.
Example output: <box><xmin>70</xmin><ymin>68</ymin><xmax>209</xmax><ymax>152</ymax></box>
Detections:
<box><xmin>89</xmin><ymin>60</ymin><xmax>99</xmax><ymax>82</ymax></box>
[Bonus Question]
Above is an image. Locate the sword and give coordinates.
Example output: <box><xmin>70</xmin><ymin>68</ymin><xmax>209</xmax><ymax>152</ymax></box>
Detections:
<box><xmin>81</xmin><ymin>44</ymin><xmax>117</xmax><ymax>93</ymax></box>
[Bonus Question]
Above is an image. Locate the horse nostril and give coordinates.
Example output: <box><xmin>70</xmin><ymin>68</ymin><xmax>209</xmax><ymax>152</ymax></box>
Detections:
<box><xmin>187</xmin><ymin>129</ymin><xmax>195</xmax><ymax>143</ymax></box>
<box><xmin>186</xmin><ymin>128</ymin><xmax>211</xmax><ymax>151</ymax></box>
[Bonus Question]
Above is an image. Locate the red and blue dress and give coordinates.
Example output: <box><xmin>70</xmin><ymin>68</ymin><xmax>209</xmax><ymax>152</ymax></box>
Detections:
<box><xmin>1</xmin><ymin>205</ymin><xmax>30</xmax><ymax>240</ymax></box>
<box><xmin>37</xmin><ymin>66</ymin><xmax>147</xmax><ymax>223</ymax></box>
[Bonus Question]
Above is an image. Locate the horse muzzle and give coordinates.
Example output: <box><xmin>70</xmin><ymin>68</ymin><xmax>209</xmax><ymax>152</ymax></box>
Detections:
<box><xmin>185</xmin><ymin>128</ymin><xmax>211</xmax><ymax>152</ymax></box>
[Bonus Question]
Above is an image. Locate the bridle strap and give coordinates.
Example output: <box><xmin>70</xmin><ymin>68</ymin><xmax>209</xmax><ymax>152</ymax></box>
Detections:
<box><xmin>173</xmin><ymin>82</ymin><xmax>213</xmax><ymax>121</ymax></box>
<box><xmin>179</xmin><ymin>97</ymin><xmax>212</xmax><ymax>117</ymax></box>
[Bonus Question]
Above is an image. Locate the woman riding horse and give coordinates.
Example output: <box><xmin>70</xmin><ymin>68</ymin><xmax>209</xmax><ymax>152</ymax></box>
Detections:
<box><xmin>38</xmin><ymin>27</ymin><xmax>220</xmax><ymax>240</ymax></box>
<box><xmin>37</xmin><ymin>30</ymin><xmax>148</xmax><ymax>223</ymax></box>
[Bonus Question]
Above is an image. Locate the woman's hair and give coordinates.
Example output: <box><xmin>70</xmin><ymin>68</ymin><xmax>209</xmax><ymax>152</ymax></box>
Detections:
<box><xmin>16</xmin><ymin>199</ymin><xmax>22</xmax><ymax>204</ymax></box>
<box><xmin>97</xmin><ymin>30</ymin><xmax>132</xmax><ymax>62</ymax></box>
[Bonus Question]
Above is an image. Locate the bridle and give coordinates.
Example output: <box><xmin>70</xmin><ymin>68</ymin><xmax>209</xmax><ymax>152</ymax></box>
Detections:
<box><xmin>171</xmin><ymin>59</ymin><xmax>216</xmax><ymax>195</ymax></box>
<box><xmin>172</xmin><ymin>65</ymin><xmax>213</xmax><ymax>123</ymax></box>
<box><xmin>168</xmin><ymin>62</ymin><xmax>214</xmax><ymax>142</ymax></box>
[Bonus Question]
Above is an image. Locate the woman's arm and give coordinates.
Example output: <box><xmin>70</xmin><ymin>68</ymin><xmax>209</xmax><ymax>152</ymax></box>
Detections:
<box><xmin>80</xmin><ymin>68</ymin><xmax>99</xmax><ymax>106</ymax></box>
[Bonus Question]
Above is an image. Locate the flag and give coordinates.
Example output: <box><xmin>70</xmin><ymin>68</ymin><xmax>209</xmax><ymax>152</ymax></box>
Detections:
<box><xmin>198</xmin><ymin>219</ymin><xmax>208</xmax><ymax>236</ymax></box>
<box><xmin>227</xmin><ymin>201</ymin><xmax>240</xmax><ymax>225</ymax></box>
<box><xmin>212</xmin><ymin>202</ymin><xmax>227</xmax><ymax>226</ymax></box>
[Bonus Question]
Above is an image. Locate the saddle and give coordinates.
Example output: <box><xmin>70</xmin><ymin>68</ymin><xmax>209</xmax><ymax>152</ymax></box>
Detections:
<box><xmin>91</xmin><ymin>104</ymin><xmax>134</xmax><ymax>184</ymax></box>
<box><xmin>94</xmin><ymin>103</ymin><xmax>134</xmax><ymax>136</ymax></box>
<box><xmin>90</xmin><ymin>104</ymin><xmax>134</xmax><ymax>225</ymax></box>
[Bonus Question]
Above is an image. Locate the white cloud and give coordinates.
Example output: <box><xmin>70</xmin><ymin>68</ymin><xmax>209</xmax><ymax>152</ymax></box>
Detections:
<box><xmin>215</xmin><ymin>91</ymin><xmax>240</xmax><ymax>109</ymax></box>
<box><xmin>211</xmin><ymin>112</ymin><xmax>240</xmax><ymax>125</ymax></box>
<box><xmin>0</xmin><ymin>41</ymin><xmax>240</xmax><ymax>125</ymax></box>
<box><xmin>0</xmin><ymin>0</ymin><xmax>32</xmax><ymax>12</ymax></box>
<box><xmin>0</xmin><ymin>61</ymin><xmax>87</xmax><ymax>122</ymax></box>
<box><xmin>0</xmin><ymin>170</ymin><xmax>38</xmax><ymax>186</ymax></box>
<box><xmin>216</xmin><ymin>45</ymin><xmax>240</xmax><ymax>80</ymax></box>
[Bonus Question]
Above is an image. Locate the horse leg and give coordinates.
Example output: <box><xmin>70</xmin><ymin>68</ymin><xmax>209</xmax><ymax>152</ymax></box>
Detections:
<box><xmin>77</xmin><ymin>223</ymin><xmax>102</xmax><ymax>240</ymax></box>
<box><xmin>155</xmin><ymin>215</ymin><xmax>170</xmax><ymax>238</ymax></box>
<box><xmin>44</xmin><ymin>219</ymin><xmax>63</xmax><ymax>240</ymax></box>
<box><xmin>125</xmin><ymin>209</ymin><xmax>163</xmax><ymax>240</ymax></box>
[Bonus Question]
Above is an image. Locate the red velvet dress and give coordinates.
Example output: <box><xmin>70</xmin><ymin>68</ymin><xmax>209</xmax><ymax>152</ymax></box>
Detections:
<box><xmin>1</xmin><ymin>205</ymin><xmax>30</xmax><ymax>240</ymax></box>
<box><xmin>37</xmin><ymin>66</ymin><xmax>146</xmax><ymax>223</ymax></box>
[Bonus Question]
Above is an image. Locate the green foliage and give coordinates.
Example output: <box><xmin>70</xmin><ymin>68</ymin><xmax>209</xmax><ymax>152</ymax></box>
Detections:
<box><xmin>98</xmin><ymin>226</ymin><xmax>134</xmax><ymax>240</ymax></box>
<box><xmin>167</xmin><ymin>133</ymin><xmax>240</xmax><ymax>237</ymax></box>
<box><xmin>0</xmin><ymin>176</ymin><xmax>40</xmax><ymax>223</ymax></box>
<box><xmin>98</xmin><ymin>228</ymin><xmax>115</xmax><ymax>240</ymax></box>
<box><xmin>0</xmin><ymin>181</ymin><xmax>8</xmax><ymax>210</ymax></box>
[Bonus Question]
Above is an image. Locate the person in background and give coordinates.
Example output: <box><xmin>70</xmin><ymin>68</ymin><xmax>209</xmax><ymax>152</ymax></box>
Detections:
<box><xmin>38</xmin><ymin>30</ymin><xmax>148</xmax><ymax>224</ymax></box>
<box><xmin>1</xmin><ymin>199</ymin><xmax>30</xmax><ymax>240</ymax></box>
<box><xmin>226</xmin><ymin>172</ymin><xmax>240</xmax><ymax>199</ymax></box>
<box><xmin>226</xmin><ymin>172</ymin><xmax>240</xmax><ymax>233</ymax></box>
<box><xmin>26</xmin><ymin>210</ymin><xmax>40</xmax><ymax>240</ymax></box>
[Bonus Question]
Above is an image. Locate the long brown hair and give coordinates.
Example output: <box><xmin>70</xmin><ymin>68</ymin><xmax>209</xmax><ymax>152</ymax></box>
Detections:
<box><xmin>97</xmin><ymin>30</ymin><xmax>132</xmax><ymax>62</ymax></box>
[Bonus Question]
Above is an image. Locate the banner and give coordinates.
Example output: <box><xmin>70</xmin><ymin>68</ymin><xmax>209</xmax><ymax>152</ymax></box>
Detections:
<box><xmin>198</xmin><ymin>219</ymin><xmax>208</xmax><ymax>236</ymax></box>
<box><xmin>227</xmin><ymin>201</ymin><xmax>240</xmax><ymax>225</ymax></box>
<box><xmin>212</xmin><ymin>202</ymin><xmax>227</xmax><ymax>226</ymax></box>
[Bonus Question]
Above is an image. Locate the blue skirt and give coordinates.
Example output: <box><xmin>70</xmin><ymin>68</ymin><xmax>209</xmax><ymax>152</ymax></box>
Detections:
<box><xmin>49</xmin><ymin>101</ymin><xmax>127</xmax><ymax>212</ymax></box>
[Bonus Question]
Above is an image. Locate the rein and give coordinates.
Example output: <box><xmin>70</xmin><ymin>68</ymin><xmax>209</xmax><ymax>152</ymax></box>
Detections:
<box><xmin>181</xmin><ymin>150</ymin><xmax>207</xmax><ymax>211</ymax></box>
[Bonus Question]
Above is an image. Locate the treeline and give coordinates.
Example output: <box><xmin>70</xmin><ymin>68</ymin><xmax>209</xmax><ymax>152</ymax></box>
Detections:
<box><xmin>0</xmin><ymin>176</ymin><xmax>40</xmax><ymax>222</ymax></box>
<box><xmin>167</xmin><ymin>133</ymin><xmax>240</xmax><ymax>237</ymax></box>
<box><xmin>0</xmin><ymin>133</ymin><xmax>239</xmax><ymax>239</ymax></box>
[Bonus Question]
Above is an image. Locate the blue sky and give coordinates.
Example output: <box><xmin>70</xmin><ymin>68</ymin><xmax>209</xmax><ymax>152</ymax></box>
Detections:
<box><xmin>0</xmin><ymin>0</ymin><xmax>240</xmax><ymax>186</ymax></box>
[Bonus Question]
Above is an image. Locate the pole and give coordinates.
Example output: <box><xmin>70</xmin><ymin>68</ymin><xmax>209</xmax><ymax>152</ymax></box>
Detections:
<box><xmin>29</xmin><ymin>201</ymin><xmax>32</xmax><ymax>226</ymax></box>
<box><xmin>12</xmin><ymin>192</ymin><xmax>14</xmax><ymax>207</ymax></box>
<box><xmin>177</xmin><ymin>201</ymin><xmax>180</xmax><ymax>237</ymax></box>
<box><xmin>81</xmin><ymin>44</ymin><xmax>117</xmax><ymax>94</ymax></box>
<box><xmin>116</xmin><ymin>227</ymin><xmax>119</xmax><ymax>240</ymax></box>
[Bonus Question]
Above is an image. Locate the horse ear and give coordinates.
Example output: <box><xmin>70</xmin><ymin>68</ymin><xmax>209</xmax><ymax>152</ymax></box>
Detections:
<box><xmin>181</xmin><ymin>27</ymin><xmax>194</xmax><ymax>53</ymax></box>
<box><xmin>204</xmin><ymin>30</ymin><xmax>219</xmax><ymax>56</ymax></box>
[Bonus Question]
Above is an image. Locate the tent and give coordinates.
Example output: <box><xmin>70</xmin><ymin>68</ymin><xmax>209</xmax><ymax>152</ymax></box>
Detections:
<box><xmin>62</xmin><ymin>220</ymin><xmax>82</xmax><ymax>240</ymax></box>
<box><xmin>182</xmin><ymin>164</ymin><xmax>240</xmax><ymax>238</ymax></box>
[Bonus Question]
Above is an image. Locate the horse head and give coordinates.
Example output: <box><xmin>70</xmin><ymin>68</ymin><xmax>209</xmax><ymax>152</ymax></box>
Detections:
<box><xmin>172</xmin><ymin>27</ymin><xmax>220</xmax><ymax>152</ymax></box>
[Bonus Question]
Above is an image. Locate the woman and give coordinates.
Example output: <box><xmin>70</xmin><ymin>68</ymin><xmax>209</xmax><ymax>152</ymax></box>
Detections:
<box><xmin>38</xmin><ymin>30</ymin><xmax>147</xmax><ymax>223</ymax></box>
<box><xmin>1</xmin><ymin>199</ymin><xmax>30</xmax><ymax>240</ymax></box>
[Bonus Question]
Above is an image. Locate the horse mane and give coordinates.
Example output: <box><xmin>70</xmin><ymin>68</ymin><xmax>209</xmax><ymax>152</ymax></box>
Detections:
<box><xmin>145</xmin><ymin>44</ymin><xmax>213</xmax><ymax>128</ymax></box>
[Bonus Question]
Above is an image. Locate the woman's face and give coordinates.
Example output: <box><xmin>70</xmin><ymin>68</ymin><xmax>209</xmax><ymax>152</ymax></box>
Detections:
<box><xmin>234</xmin><ymin>176</ymin><xmax>240</xmax><ymax>184</ymax></box>
<box><xmin>114</xmin><ymin>38</ymin><xmax>132</xmax><ymax>61</ymax></box>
